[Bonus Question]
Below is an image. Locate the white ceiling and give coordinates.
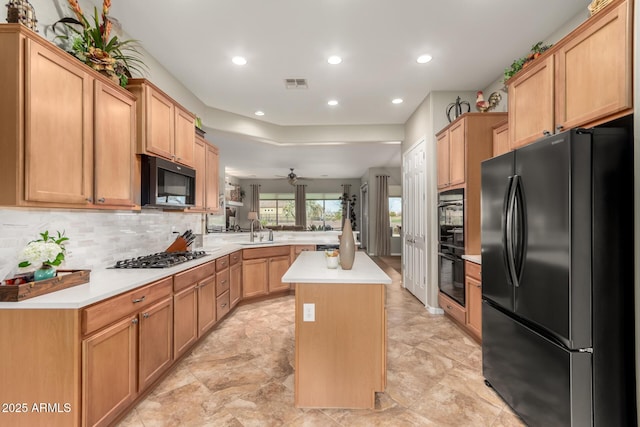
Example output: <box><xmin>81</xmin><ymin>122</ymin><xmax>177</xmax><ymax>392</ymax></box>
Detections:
<box><xmin>107</xmin><ymin>0</ymin><xmax>588</xmax><ymax>179</ymax></box>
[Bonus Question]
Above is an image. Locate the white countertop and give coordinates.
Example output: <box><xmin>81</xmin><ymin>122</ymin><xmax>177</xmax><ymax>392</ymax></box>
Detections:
<box><xmin>0</xmin><ymin>237</ymin><xmax>346</xmax><ymax>310</ymax></box>
<box><xmin>462</xmin><ymin>254</ymin><xmax>481</xmax><ymax>264</ymax></box>
<box><xmin>282</xmin><ymin>251</ymin><xmax>392</xmax><ymax>285</ymax></box>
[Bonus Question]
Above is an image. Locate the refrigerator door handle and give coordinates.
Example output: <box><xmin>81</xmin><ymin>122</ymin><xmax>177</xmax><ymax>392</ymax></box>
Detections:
<box><xmin>505</xmin><ymin>175</ymin><xmax>520</xmax><ymax>287</ymax></box>
<box><xmin>512</xmin><ymin>175</ymin><xmax>526</xmax><ymax>284</ymax></box>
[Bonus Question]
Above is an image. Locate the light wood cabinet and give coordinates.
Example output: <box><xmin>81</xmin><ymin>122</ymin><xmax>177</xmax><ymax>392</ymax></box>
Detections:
<box><xmin>138</xmin><ymin>297</ymin><xmax>174</xmax><ymax>391</ymax></box>
<box><xmin>82</xmin><ymin>315</ymin><xmax>137</xmax><ymax>427</ymax></box>
<box><xmin>268</xmin><ymin>255</ymin><xmax>292</xmax><ymax>293</ymax></box>
<box><xmin>127</xmin><ymin>78</ymin><xmax>196</xmax><ymax>168</ymax></box>
<box><xmin>508</xmin><ymin>0</ymin><xmax>632</xmax><ymax>148</ymax></box>
<box><xmin>508</xmin><ymin>55</ymin><xmax>555</xmax><ymax>149</ymax></box>
<box><xmin>465</xmin><ymin>261</ymin><xmax>482</xmax><ymax>341</ymax></box>
<box><xmin>173</xmin><ymin>284</ymin><xmax>198</xmax><ymax>358</ymax></box>
<box><xmin>295</xmin><ymin>282</ymin><xmax>386</xmax><ymax>409</ymax></box>
<box><xmin>0</xmin><ymin>25</ymin><xmax>137</xmax><ymax>210</ymax></box>
<box><xmin>197</xmin><ymin>276</ymin><xmax>217</xmax><ymax>335</ymax></box>
<box><xmin>205</xmin><ymin>142</ymin><xmax>220</xmax><ymax>212</ymax></box>
<box><xmin>191</xmin><ymin>134</ymin><xmax>220</xmax><ymax>212</ymax></box>
<box><xmin>436</xmin><ymin>119</ymin><xmax>466</xmax><ymax>189</ymax></box>
<box><xmin>242</xmin><ymin>258</ymin><xmax>268</xmax><ymax>298</ymax></box>
<box><xmin>242</xmin><ymin>246</ymin><xmax>292</xmax><ymax>298</ymax></box>
<box><xmin>492</xmin><ymin>119</ymin><xmax>509</xmax><ymax>157</ymax></box>
<box><xmin>436</xmin><ymin>113</ymin><xmax>506</xmax><ymax>192</ymax></box>
<box><xmin>174</xmin><ymin>106</ymin><xmax>196</xmax><ymax>167</ymax></box>
<box><xmin>230</xmin><ymin>261</ymin><xmax>242</xmax><ymax>308</ymax></box>
<box><xmin>436</xmin><ymin>132</ymin><xmax>450</xmax><ymax>189</ymax></box>
<box><xmin>439</xmin><ymin>291</ymin><xmax>466</xmax><ymax>326</ymax></box>
<box><xmin>173</xmin><ymin>261</ymin><xmax>216</xmax><ymax>358</ymax></box>
<box><xmin>82</xmin><ymin>276</ymin><xmax>174</xmax><ymax>427</ymax></box>
<box><xmin>93</xmin><ymin>80</ymin><xmax>136</xmax><ymax>207</ymax></box>
<box><xmin>229</xmin><ymin>251</ymin><xmax>242</xmax><ymax>308</ymax></box>
<box><xmin>555</xmin><ymin>0</ymin><xmax>632</xmax><ymax>130</ymax></box>
<box><xmin>191</xmin><ymin>136</ymin><xmax>207</xmax><ymax>210</ymax></box>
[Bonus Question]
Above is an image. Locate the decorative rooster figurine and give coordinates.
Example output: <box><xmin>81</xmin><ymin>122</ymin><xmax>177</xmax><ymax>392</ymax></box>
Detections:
<box><xmin>475</xmin><ymin>91</ymin><xmax>502</xmax><ymax>113</ymax></box>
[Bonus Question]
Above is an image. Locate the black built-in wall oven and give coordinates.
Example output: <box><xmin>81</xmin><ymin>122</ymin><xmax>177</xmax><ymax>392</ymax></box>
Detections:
<box><xmin>438</xmin><ymin>189</ymin><xmax>465</xmax><ymax>306</ymax></box>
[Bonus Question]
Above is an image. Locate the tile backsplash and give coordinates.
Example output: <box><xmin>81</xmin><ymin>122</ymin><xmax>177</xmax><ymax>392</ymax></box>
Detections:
<box><xmin>0</xmin><ymin>208</ymin><xmax>205</xmax><ymax>278</ymax></box>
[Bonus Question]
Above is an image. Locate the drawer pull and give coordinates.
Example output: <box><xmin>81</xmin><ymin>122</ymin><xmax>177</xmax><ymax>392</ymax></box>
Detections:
<box><xmin>132</xmin><ymin>318</ymin><xmax>139</xmax><ymax>324</ymax></box>
<box><xmin>221</xmin><ymin>303</ymin><xmax>227</xmax><ymax>308</ymax></box>
<box><xmin>143</xmin><ymin>313</ymin><xmax>150</xmax><ymax>319</ymax></box>
<box><xmin>132</xmin><ymin>296</ymin><xmax>146</xmax><ymax>304</ymax></box>
<box><xmin>446</xmin><ymin>305</ymin><xmax>452</xmax><ymax>310</ymax></box>
<box><xmin>220</xmin><ymin>279</ymin><xmax>227</xmax><ymax>285</ymax></box>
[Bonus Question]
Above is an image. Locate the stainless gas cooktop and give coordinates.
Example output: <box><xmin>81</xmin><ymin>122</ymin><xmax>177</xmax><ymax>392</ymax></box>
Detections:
<box><xmin>111</xmin><ymin>251</ymin><xmax>207</xmax><ymax>269</ymax></box>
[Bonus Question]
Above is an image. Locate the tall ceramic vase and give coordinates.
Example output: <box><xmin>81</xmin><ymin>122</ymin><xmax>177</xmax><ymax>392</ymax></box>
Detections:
<box><xmin>340</xmin><ymin>209</ymin><xmax>355</xmax><ymax>270</ymax></box>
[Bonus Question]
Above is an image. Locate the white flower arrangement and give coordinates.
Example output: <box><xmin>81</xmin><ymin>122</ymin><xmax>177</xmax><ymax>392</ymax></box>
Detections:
<box><xmin>18</xmin><ymin>231</ymin><xmax>69</xmax><ymax>269</ymax></box>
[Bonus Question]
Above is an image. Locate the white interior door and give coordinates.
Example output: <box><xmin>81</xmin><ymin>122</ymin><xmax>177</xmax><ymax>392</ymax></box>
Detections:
<box><xmin>403</xmin><ymin>139</ymin><xmax>427</xmax><ymax>304</ymax></box>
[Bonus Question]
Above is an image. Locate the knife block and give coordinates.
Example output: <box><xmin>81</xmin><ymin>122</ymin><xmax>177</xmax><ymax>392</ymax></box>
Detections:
<box><xmin>165</xmin><ymin>236</ymin><xmax>189</xmax><ymax>253</ymax></box>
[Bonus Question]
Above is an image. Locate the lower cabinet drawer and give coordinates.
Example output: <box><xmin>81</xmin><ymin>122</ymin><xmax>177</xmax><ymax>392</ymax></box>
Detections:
<box><xmin>216</xmin><ymin>269</ymin><xmax>230</xmax><ymax>296</ymax></box>
<box><xmin>216</xmin><ymin>290</ymin><xmax>230</xmax><ymax>320</ymax></box>
<box><xmin>438</xmin><ymin>292</ymin><xmax>466</xmax><ymax>325</ymax></box>
<box><xmin>82</xmin><ymin>277</ymin><xmax>173</xmax><ymax>336</ymax></box>
<box><xmin>466</xmin><ymin>261</ymin><xmax>481</xmax><ymax>281</ymax></box>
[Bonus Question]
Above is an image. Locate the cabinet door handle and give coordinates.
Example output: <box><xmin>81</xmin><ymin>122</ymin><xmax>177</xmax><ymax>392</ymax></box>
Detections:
<box><xmin>556</xmin><ymin>124</ymin><xmax>564</xmax><ymax>133</ymax></box>
<box><xmin>97</xmin><ymin>197</ymin><xmax>105</xmax><ymax>203</ymax></box>
<box><xmin>221</xmin><ymin>303</ymin><xmax>227</xmax><ymax>308</ymax></box>
<box><xmin>143</xmin><ymin>313</ymin><xmax>150</xmax><ymax>319</ymax></box>
<box><xmin>132</xmin><ymin>296</ymin><xmax>146</xmax><ymax>304</ymax></box>
<box><xmin>85</xmin><ymin>197</ymin><xmax>93</xmax><ymax>203</ymax></box>
<box><xmin>132</xmin><ymin>318</ymin><xmax>139</xmax><ymax>324</ymax></box>
<box><xmin>446</xmin><ymin>305</ymin><xmax>452</xmax><ymax>310</ymax></box>
<box><xmin>220</xmin><ymin>279</ymin><xmax>227</xmax><ymax>285</ymax></box>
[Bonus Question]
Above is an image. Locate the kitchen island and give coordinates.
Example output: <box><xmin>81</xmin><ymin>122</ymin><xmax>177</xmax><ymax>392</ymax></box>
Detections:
<box><xmin>282</xmin><ymin>251</ymin><xmax>391</xmax><ymax>409</ymax></box>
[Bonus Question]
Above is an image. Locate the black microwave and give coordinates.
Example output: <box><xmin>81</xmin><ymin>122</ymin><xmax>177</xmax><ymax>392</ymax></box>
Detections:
<box><xmin>141</xmin><ymin>155</ymin><xmax>196</xmax><ymax>209</ymax></box>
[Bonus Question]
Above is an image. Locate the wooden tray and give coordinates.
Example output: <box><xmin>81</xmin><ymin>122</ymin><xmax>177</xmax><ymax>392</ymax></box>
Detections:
<box><xmin>0</xmin><ymin>269</ymin><xmax>90</xmax><ymax>302</ymax></box>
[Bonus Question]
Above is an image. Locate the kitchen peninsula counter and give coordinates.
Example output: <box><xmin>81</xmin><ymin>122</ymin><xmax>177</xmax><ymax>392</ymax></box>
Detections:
<box><xmin>283</xmin><ymin>251</ymin><xmax>390</xmax><ymax>409</ymax></box>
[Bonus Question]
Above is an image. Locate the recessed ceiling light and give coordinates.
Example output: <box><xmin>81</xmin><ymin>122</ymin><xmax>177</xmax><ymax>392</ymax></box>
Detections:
<box><xmin>327</xmin><ymin>100</ymin><xmax>339</xmax><ymax>106</ymax></box>
<box><xmin>255</xmin><ymin>110</ymin><xmax>265</xmax><ymax>116</ymax></box>
<box><xmin>327</xmin><ymin>55</ymin><xmax>342</xmax><ymax>65</ymax></box>
<box><xmin>392</xmin><ymin>98</ymin><xmax>403</xmax><ymax>104</ymax></box>
<box><xmin>232</xmin><ymin>56</ymin><xmax>247</xmax><ymax>65</ymax></box>
<box><xmin>416</xmin><ymin>54</ymin><xmax>432</xmax><ymax>64</ymax></box>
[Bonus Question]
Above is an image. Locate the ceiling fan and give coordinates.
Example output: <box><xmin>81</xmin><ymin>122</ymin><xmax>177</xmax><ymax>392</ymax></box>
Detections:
<box><xmin>276</xmin><ymin>168</ymin><xmax>310</xmax><ymax>186</ymax></box>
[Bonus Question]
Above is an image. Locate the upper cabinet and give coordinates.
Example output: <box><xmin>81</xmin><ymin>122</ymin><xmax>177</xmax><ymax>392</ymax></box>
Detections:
<box><xmin>127</xmin><ymin>78</ymin><xmax>196</xmax><ymax>168</ymax></box>
<box><xmin>508</xmin><ymin>0</ymin><xmax>632</xmax><ymax>148</ymax></box>
<box><xmin>492</xmin><ymin>119</ymin><xmax>509</xmax><ymax>157</ymax></box>
<box><xmin>93</xmin><ymin>81</ymin><xmax>136</xmax><ymax>207</ymax></box>
<box><xmin>190</xmin><ymin>133</ymin><xmax>220</xmax><ymax>212</ymax></box>
<box><xmin>0</xmin><ymin>24</ymin><xmax>137</xmax><ymax>209</ymax></box>
<box><xmin>436</xmin><ymin>113</ymin><xmax>507</xmax><ymax>191</ymax></box>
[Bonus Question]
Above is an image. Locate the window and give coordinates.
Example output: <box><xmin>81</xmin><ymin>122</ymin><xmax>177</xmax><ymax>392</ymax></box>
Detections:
<box><xmin>306</xmin><ymin>193</ymin><xmax>342</xmax><ymax>230</ymax></box>
<box><xmin>259</xmin><ymin>193</ymin><xmax>295</xmax><ymax>226</ymax></box>
<box><xmin>389</xmin><ymin>196</ymin><xmax>402</xmax><ymax>237</ymax></box>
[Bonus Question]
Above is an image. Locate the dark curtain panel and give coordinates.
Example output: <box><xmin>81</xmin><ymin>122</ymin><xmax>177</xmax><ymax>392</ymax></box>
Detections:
<box><xmin>375</xmin><ymin>175</ymin><xmax>390</xmax><ymax>256</ymax></box>
<box><xmin>295</xmin><ymin>184</ymin><xmax>307</xmax><ymax>228</ymax></box>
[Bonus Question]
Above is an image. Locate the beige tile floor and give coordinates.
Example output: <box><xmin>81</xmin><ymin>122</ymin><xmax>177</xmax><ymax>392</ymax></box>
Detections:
<box><xmin>118</xmin><ymin>257</ymin><xmax>525</xmax><ymax>426</ymax></box>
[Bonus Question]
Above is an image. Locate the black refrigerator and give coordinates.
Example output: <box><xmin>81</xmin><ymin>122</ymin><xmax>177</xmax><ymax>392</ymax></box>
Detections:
<box><xmin>480</xmin><ymin>127</ymin><xmax>636</xmax><ymax>426</ymax></box>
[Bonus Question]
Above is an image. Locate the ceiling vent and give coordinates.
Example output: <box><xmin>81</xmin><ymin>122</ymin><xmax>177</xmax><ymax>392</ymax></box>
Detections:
<box><xmin>284</xmin><ymin>78</ymin><xmax>308</xmax><ymax>89</ymax></box>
